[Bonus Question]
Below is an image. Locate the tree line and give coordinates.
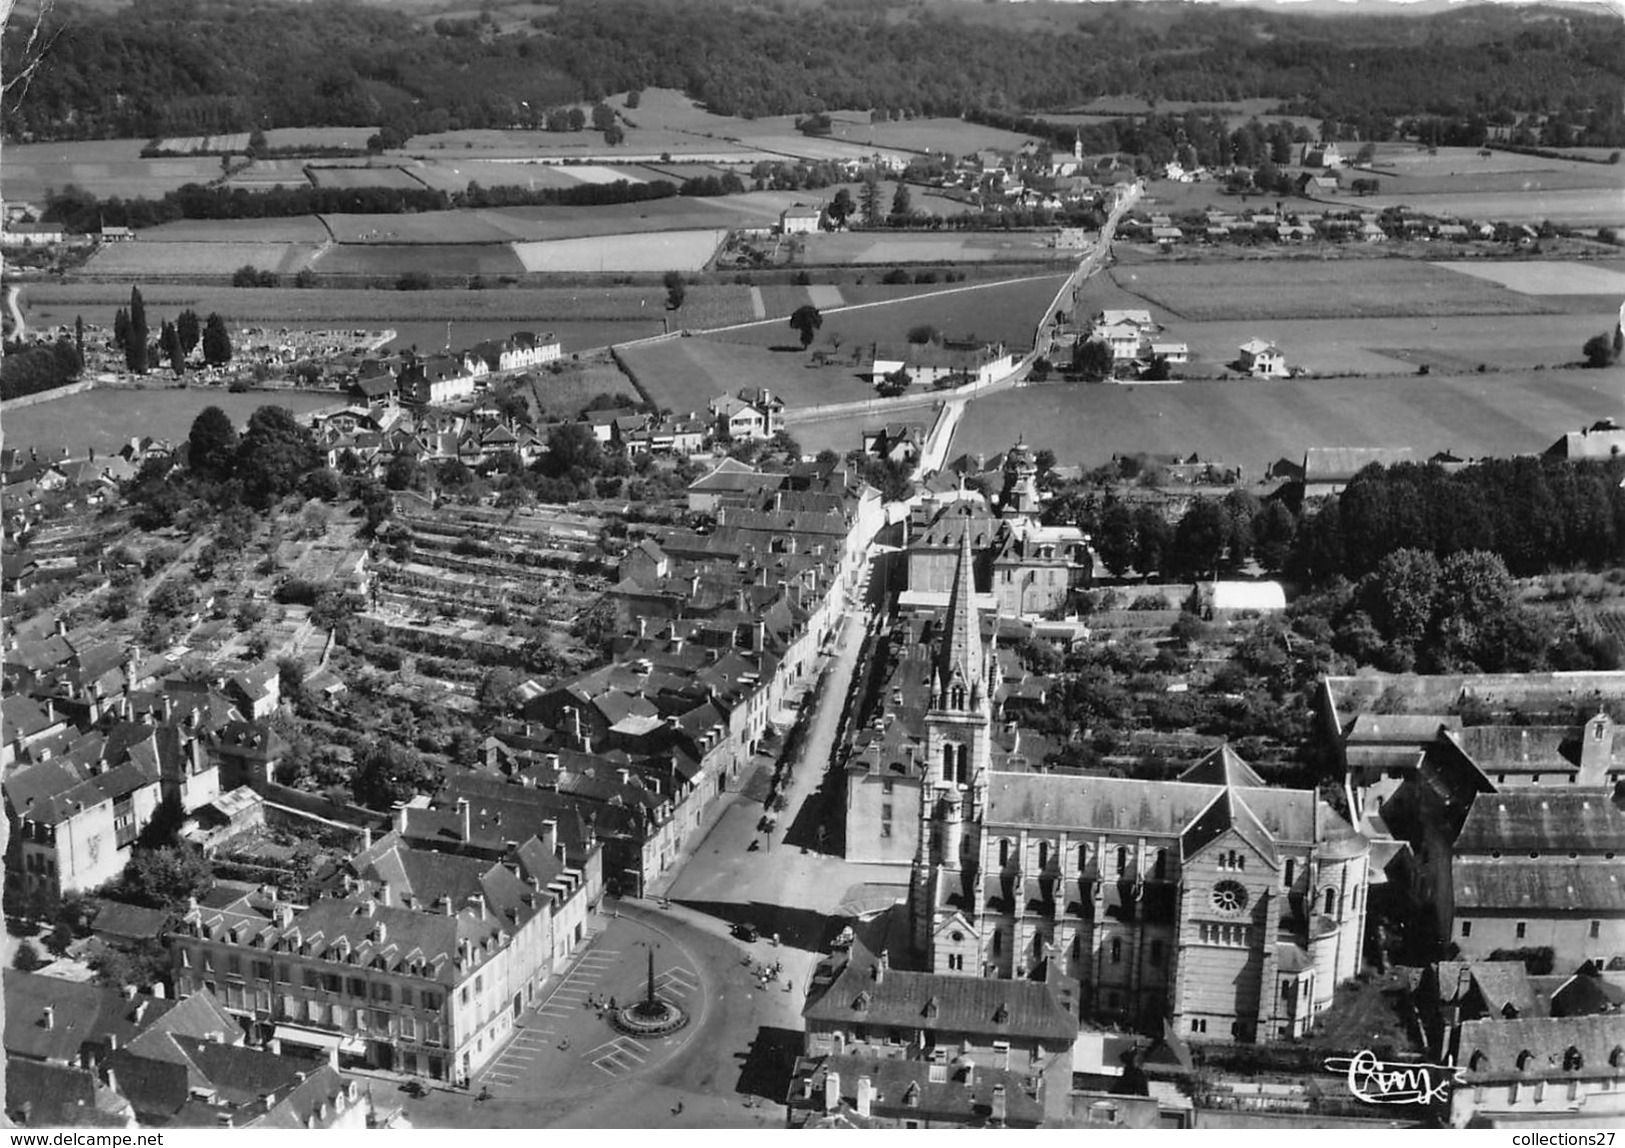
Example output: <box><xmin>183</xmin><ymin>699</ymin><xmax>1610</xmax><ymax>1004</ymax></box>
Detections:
<box><xmin>8</xmin><ymin>0</ymin><xmax>1622</xmax><ymax>146</ymax></box>
<box><xmin>43</xmin><ymin>172</ymin><xmax>751</xmax><ymax>232</ymax></box>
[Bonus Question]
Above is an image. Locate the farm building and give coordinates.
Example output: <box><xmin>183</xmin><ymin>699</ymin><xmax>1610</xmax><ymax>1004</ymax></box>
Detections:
<box><xmin>781</xmin><ymin>204</ymin><xmax>823</xmax><ymax>234</ymax></box>
<box><xmin>1148</xmin><ymin>342</ymin><xmax>1189</xmax><ymax>364</ymax></box>
<box><xmin>1545</xmin><ymin>419</ymin><xmax>1625</xmax><ymax>461</ymax></box>
<box><xmin>1237</xmin><ymin>338</ymin><xmax>1287</xmax><ymax>378</ymax></box>
<box><xmin>869</xmin><ymin>342</ymin><xmax>1016</xmax><ymax>392</ymax></box>
<box><xmin>1301</xmin><ymin>447</ymin><xmax>1416</xmax><ymax>498</ymax></box>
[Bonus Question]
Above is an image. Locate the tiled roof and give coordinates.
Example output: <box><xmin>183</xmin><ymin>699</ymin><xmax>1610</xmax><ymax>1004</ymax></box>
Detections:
<box><xmin>804</xmin><ymin>946</ymin><xmax>1075</xmax><ymax>1044</ymax></box>
<box><xmin>87</xmin><ymin>899</ymin><xmax>172</xmax><ymax>942</ymax></box>
<box><xmin>3</xmin><ymin>971</ymin><xmax>176</xmax><ymax>1063</ymax></box>
<box><xmin>1458</xmin><ymin>1015</ymin><xmax>1625</xmax><ymax>1081</ymax></box>
<box><xmin>1454</xmin><ymin>860</ymin><xmax>1625</xmax><ymax>912</ymax></box>
<box><xmin>1454</xmin><ymin>792</ymin><xmax>1625</xmax><ymax>854</ymax></box>
<box><xmin>789</xmin><ymin>1054</ymin><xmax>1045</xmax><ymax>1127</ymax></box>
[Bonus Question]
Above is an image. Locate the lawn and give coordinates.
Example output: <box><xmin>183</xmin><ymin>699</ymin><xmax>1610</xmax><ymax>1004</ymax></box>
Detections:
<box><xmin>1108</xmin><ymin>260</ymin><xmax>1560</xmax><ymax>322</ymax></box>
<box><xmin>616</xmin><ymin>338</ymin><xmax>877</xmax><ymax>414</ymax></box>
<box><xmin>951</xmin><ymin>367</ymin><xmax>1624</xmax><ymax>473</ymax></box>
<box><xmin>703</xmin><ymin>274</ymin><xmax>1069</xmax><ymax>354</ymax></box>
<box><xmin>2</xmin><ymin>387</ymin><xmax>340</xmax><ymax>458</ymax></box>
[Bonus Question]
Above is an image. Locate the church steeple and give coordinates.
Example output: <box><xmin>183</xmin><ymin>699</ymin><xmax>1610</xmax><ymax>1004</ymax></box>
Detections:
<box><xmin>936</xmin><ymin>522</ymin><xmax>984</xmax><ymax>709</ymax></box>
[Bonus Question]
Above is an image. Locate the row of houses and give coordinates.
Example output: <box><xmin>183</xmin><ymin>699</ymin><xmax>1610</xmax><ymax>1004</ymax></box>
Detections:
<box><xmin>347</xmin><ymin>333</ymin><xmax>560</xmax><ymax>407</ymax></box>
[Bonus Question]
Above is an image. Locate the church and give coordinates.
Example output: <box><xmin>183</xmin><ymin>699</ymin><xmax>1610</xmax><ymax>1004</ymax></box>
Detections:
<box><xmin>906</xmin><ymin>526</ymin><xmax>1374</xmax><ymax>1044</ymax></box>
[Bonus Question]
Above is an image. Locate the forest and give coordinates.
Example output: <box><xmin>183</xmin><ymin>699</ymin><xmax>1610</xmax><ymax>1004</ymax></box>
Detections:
<box><xmin>5</xmin><ymin>0</ymin><xmax>1623</xmax><ymax>145</ymax></box>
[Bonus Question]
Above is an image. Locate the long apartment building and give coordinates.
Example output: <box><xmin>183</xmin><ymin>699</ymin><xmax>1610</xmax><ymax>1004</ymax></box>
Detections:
<box><xmin>168</xmin><ymin>819</ymin><xmax>601</xmax><ymax>1086</ymax></box>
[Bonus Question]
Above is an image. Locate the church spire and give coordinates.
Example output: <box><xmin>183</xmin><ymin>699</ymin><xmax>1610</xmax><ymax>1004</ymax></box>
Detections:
<box><xmin>937</xmin><ymin>520</ymin><xmax>983</xmax><ymax>706</ymax></box>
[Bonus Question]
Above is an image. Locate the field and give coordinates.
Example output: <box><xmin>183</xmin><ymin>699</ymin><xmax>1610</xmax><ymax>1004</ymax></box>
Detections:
<box><xmin>1106</xmin><ymin>260</ymin><xmax>1566</xmax><ymax>322</ymax></box>
<box><xmin>511</xmin><ymin>229</ymin><xmax>726</xmax><ymax>273</ymax></box>
<box><xmin>81</xmin><ymin>241</ymin><xmax>320</xmax><ymax>277</ymax></box>
<box><xmin>1173</xmin><ymin>314</ymin><xmax>1610</xmax><ymax>376</ymax></box>
<box><xmin>226</xmin><ymin>158</ymin><xmax>315</xmax><ymax>190</ymax></box>
<box><xmin>802</xmin><ymin>231</ymin><xmax>1072</xmax><ymax>266</ymax></box>
<box><xmin>307</xmin><ymin>165</ymin><xmax>429</xmax><ymax>191</ymax></box>
<box><xmin>152</xmin><ymin>133</ymin><xmax>252</xmax><ymax>154</ymax></box>
<box><xmin>2</xmin><ymin>141</ymin><xmax>231</xmax><ymax>200</ymax></box>
<box><xmin>2</xmin><ymin>387</ymin><xmax>340</xmax><ymax>458</ymax></box>
<box><xmin>317</xmin><ymin>198</ymin><xmax>746</xmax><ymax>243</ymax></box>
<box><xmin>616</xmin><ymin>338</ymin><xmax>878</xmax><ymax>414</ymax></box>
<box><xmin>952</xmin><ymin>368</ymin><xmax>1625</xmax><ymax>473</ymax></box>
<box><xmin>703</xmin><ymin>274</ymin><xmax>1069</xmax><ymax>354</ymax></box>
<box><xmin>826</xmin><ymin>115</ymin><xmax>1035</xmax><ymax>156</ymax></box>
<box><xmin>138</xmin><ymin>217</ymin><xmax>334</xmax><ymax>242</ymax></box>
<box><xmin>19</xmin><ymin>283</ymin><xmax>761</xmax><ymax>353</ymax></box>
<box><xmin>1436</xmin><ymin>260</ymin><xmax>1625</xmax><ymax>296</ymax></box>
<box><xmin>261</xmin><ymin>127</ymin><xmax>378</xmax><ymax>150</ymax></box>
<box><xmin>308</xmin><ymin>243</ymin><xmax>528</xmax><ymax>277</ymax></box>
<box><xmin>1327</xmin><ymin>188</ymin><xmax>1625</xmax><ymax>226</ymax></box>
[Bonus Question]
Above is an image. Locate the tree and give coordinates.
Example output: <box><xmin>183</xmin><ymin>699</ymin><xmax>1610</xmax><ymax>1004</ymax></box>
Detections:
<box><xmin>590</xmin><ymin>102</ymin><xmax>616</xmax><ymax>132</ymax></box>
<box><xmin>860</xmin><ymin>176</ymin><xmax>883</xmax><ymax>225</ymax></box>
<box><xmin>188</xmin><ymin>406</ymin><xmax>238</xmax><ymax>478</ymax></box>
<box><xmin>1354</xmin><ymin>142</ymin><xmax>1377</xmax><ymax>166</ymax></box>
<box><xmin>625</xmin><ymin>89</ymin><xmax>642</xmax><ymax>109</ymax></box>
<box><xmin>603</xmin><ymin>124</ymin><xmax>625</xmax><ymax>146</ymax></box>
<box><xmin>352</xmin><ymin>742</ymin><xmax>435</xmax><ymax>809</ymax></box>
<box><xmin>126</xmin><ymin>286</ymin><xmax>149</xmax><ymax>373</ymax></box>
<box><xmin>113</xmin><ymin>306</ymin><xmax>130</xmax><ymax>351</ymax></box>
<box><xmin>890</xmin><ymin>182</ymin><xmax>912</xmax><ymax>219</ymax></box>
<box><xmin>1583</xmin><ymin>332</ymin><xmax>1618</xmax><ymax>368</ymax></box>
<box><xmin>907</xmin><ymin>323</ymin><xmax>938</xmax><ymax>345</ymax></box>
<box><xmin>567</xmin><ymin>106</ymin><xmax>587</xmax><ymax>131</ymax></box>
<box><xmin>663</xmin><ymin>270</ymin><xmax>686</xmax><ymax>310</ymax></box>
<box><xmin>236</xmin><ymin>405</ymin><xmax>320</xmax><ymax>507</ymax></box>
<box><xmin>121</xmin><ymin>845</ymin><xmax>213</xmax><ymax>910</ymax></box>
<box><xmin>1357</xmin><ymin>548</ymin><xmax>1442</xmax><ymax>668</ymax></box>
<box><xmin>176</xmin><ymin>308</ymin><xmax>200</xmax><ymax>356</ymax></box>
<box><xmin>1096</xmin><ymin>501</ymin><xmax>1137</xmax><ymax>577</ymax></box>
<box><xmin>1074</xmin><ymin>337</ymin><xmax>1114</xmax><ymax>381</ymax></box>
<box><xmin>1171</xmin><ymin>497</ymin><xmax>1231</xmax><ymax>578</ymax></box>
<box><xmin>13</xmin><ymin>941</ymin><xmax>43</xmax><ymax>972</ymax></box>
<box><xmin>828</xmin><ymin>187</ymin><xmax>854</xmax><ymax>229</ymax></box>
<box><xmin>1132</xmin><ymin>507</ymin><xmax>1173</xmax><ymax>578</ymax></box>
<box><xmin>789</xmin><ymin>304</ymin><xmax>823</xmax><ymax>349</ymax></box>
<box><xmin>161</xmin><ymin>319</ymin><xmax>185</xmax><ymax>375</ymax></box>
<box><xmin>544</xmin><ymin>421</ymin><xmax>603</xmax><ymax>475</ymax></box>
<box><xmin>202</xmin><ymin>312</ymin><xmax>232</xmax><ymax>366</ymax></box>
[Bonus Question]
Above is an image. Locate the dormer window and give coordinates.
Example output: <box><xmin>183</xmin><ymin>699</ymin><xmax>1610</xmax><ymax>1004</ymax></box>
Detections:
<box><xmin>853</xmin><ymin>991</ymin><xmax>870</xmax><ymax>1011</ymax></box>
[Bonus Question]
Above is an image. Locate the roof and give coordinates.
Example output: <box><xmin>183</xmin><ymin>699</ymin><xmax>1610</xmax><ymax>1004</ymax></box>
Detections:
<box><xmin>804</xmin><ymin>945</ymin><xmax>1076</xmax><ymax>1044</ymax></box>
<box><xmin>1208</xmin><ymin>581</ymin><xmax>1286</xmax><ymax>612</ymax></box>
<box><xmin>87</xmin><ymin>899</ymin><xmax>172</xmax><ymax>942</ymax></box>
<box><xmin>1454</xmin><ymin>791</ymin><xmax>1625</xmax><ymax>854</ymax></box>
<box><xmin>1454</xmin><ymin>861</ymin><xmax>1625</xmax><ymax>912</ymax></box>
<box><xmin>4</xmin><ymin>971</ymin><xmax>176</xmax><ymax>1063</ymax></box>
<box><xmin>1344</xmin><ymin>713</ymin><xmax>1460</xmax><ymax>744</ymax></box>
<box><xmin>1457</xmin><ymin>1015</ymin><xmax>1625</xmax><ymax>1081</ymax></box>
<box><xmin>789</xmin><ymin>1054</ymin><xmax>1045</xmax><ymax>1127</ymax></box>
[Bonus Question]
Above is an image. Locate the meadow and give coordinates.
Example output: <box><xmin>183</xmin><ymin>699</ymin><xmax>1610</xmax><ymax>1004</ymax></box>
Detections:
<box><xmin>307</xmin><ymin>165</ymin><xmax>429</xmax><ymax>191</ymax></box>
<box><xmin>2</xmin><ymin>387</ymin><xmax>340</xmax><ymax>458</ymax></box>
<box><xmin>138</xmin><ymin>217</ymin><xmax>334</xmax><ymax>242</ymax></box>
<box><xmin>616</xmin><ymin>338</ymin><xmax>878</xmax><ymax>414</ymax></box>
<box><xmin>1107</xmin><ymin>260</ymin><xmax>1564</xmax><ymax>322</ymax></box>
<box><xmin>81</xmin><ymin>241</ymin><xmax>320</xmax><ymax>277</ymax></box>
<box><xmin>803</xmin><ymin>231</ymin><xmax>1072</xmax><ymax>266</ymax></box>
<box><xmin>826</xmin><ymin>115</ymin><xmax>1034</xmax><ymax>157</ymax></box>
<box><xmin>1437</xmin><ymin>260</ymin><xmax>1625</xmax><ymax>296</ymax></box>
<box><xmin>702</xmin><ymin>274</ymin><xmax>1069</xmax><ymax>355</ymax></box>
<box><xmin>952</xmin><ymin>368</ymin><xmax>1625</xmax><ymax>473</ymax></box>
<box><xmin>511</xmin><ymin>229</ymin><xmax>727</xmax><ymax>273</ymax></box>
<box><xmin>3</xmin><ymin>141</ymin><xmax>230</xmax><ymax>200</ymax></box>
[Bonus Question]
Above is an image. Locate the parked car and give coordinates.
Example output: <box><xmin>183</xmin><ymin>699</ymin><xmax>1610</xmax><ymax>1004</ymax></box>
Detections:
<box><xmin>732</xmin><ymin>922</ymin><xmax>760</xmax><ymax>942</ymax></box>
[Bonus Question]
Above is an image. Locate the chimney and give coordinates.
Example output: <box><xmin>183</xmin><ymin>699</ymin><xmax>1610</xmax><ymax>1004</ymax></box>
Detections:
<box><xmin>151</xmin><ymin>983</ymin><xmax>165</xmax><ymax>1000</ymax></box>
<box><xmin>267</xmin><ymin>1037</ymin><xmax>282</xmax><ymax>1056</ymax></box>
<box><xmin>42</xmin><ymin>1007</ymin><xmax>55</xmax><ymax>1029</ymax></box>
<box><xmin>106</xmin><ymin>1033</ymin><xmax>118</xmax><ymax>1051</ymax></box>
<box><xmin>824</xmin><ymin>1070</ymin><xmax>841</xmax><ymax>1113</ymax></box>
<box><xmin>469</xmin><ymin>893</ymin><xmax>486</xmax><ymax>919</ymax></box>
<box><xmin>1579</xmin><ymin>710</ymin><xmax>1615</xmax><ymax>786</ymax></box>
<box><xmin>855</xmin><ymin>1076</ymin><xmax>873</xmax><ymax>1118</ymax></box>
<box><xmin>737</xmin><ymin>587</ymin><xmax>748</xmax><ymax>612</ymax></box>
<box><xmin>457</xmin><ymin>797</ymin><xmax>471</xmax><ymax>842</ymax></box>
<box><xmin>361</xmin><ymin>827</ymin><xmax>372</xmax><ymax>851</ymax></box>
<box><xmin>991</xmin><ymin>1084</ymin><xmax>1007</xmax><ymax>1126</ymax></box>
<box><xmin>394</xmin><ymin>804</ymin><xmax>409</xmax><ymax>835</ymax></box>
<box><xmin>103</xmin><ymin>1067</ymin><xmax>118</xmax><ymax>1098</ymax></box>
<box><xmin>638</xmin><ymin>617</ymin><xmax>647</xmax><ymax>639</ymax></box>
<box><xmin>752</xmin><ymin>620</ymin><xmax>766</xmax><ymax>653</ymax></box>
<box><xmin>160</xmin><ymin>694</ymin><xmax>173</xmax><ymax>723</ymax></box>
<box><xmin>542</xmin><ymin>818</ymin><xmax>558</xmax><ymax>858</ymax></box>
<box><xmin>872</xmin><ymin>951</ymin><xmax>888</xmax><ymax>984</ymax></box>
<box><xmin>55</xmin><ymin>617</ymin><xmax>67</xmax><ymax>637</ymax></box>
<box><xmin>122</xmin><ymin>984</ymin><xmax>138</xmax><ymax>1001</ymax></box>
<box><xmin>131</xmin><ymin>1001</ymin><xmax>148</xmax><ymax>1024</ymax></box>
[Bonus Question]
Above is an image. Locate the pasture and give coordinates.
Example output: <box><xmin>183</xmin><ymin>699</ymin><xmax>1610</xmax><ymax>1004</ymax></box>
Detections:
<box><xmin>1437</xmin><ymin>260</ymin><xmax>1625</xmax><ymax>296</ymax></box>
<box><xmin>1172</xmin><ymin>314</ymin><xmax>1610</xmax><ymax>377</ymax></box>
<box><xmin>952</xmin><ymin>368</ymin><xmax>1625</xmax><ymax>473</ymax></box>
<box><xmin>2</xmin><ymin>141</ymin><xmax>229</xmax><ymax>200</ymax></box>
<box><xmin>1106</xmin><ymin>260</ymin><xmax>1562</xmax><ymax>322</ymax></box>
<box><xmin>2</xmin><ymin>387</ymin><xmax>339</xmax><ymax>458</ymax></box>
<box><xmin>81</xmin><ymin>241</ymin><xmax>319</xmax><ymax>277</ymax></box>
<box><xmin>704</xmin><ymin>274</ymin><xmax>1069</xmax><ymax>355</ymax></box>
<box><xmin>261</xmin><ymin>126</ymin><xmax>378</xmax><ymax>150</ymax></box>
<box><xmin>616</xmin><ymin>338</ymin><xmax>878</xmax><ymax>413</ymax></box>
<box><xmin>511</xmin><ymin>229</ymin><xmax>727</xmax><ymax>273</ymax></box>
<box><xmin>307</xmin><ymin>165</ymin><xmax>429</xmax><ymax>191</ymax></box>
<box><xmin>138</xmin><ymin>217</ymin><xmax>334</xmax><ymax>243</ymax></box>
<box><xmin>804</xmin><ymin>231</ymin><xmax>1071</xmax><ymax>266</ymax></box>
<box><xmin>308</xmin><ymin>243</ymin><xmax>528</xmax><ymax>277</ymax></box>
<box><xmin>827</xmin><ymin>116</ymin><xmax>1036</xmax><ymax>157</ymax></box>
<box><xmin>1320</xmin><ymin>188</ymin><xmax>1622</xmax><ymax>227</ymax></box>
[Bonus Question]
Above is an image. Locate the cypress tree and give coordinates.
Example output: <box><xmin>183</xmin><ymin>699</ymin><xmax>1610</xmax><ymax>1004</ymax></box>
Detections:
<box><xmin>162</xmin><ymin>320</ymin><xmax>185</xmax><ymax>376</ymax></box>
<box><xmin>202</xmin><ymin>313</ymin><xmax>233</xmax><ymax>366</ymax></box>
<box><xmin>127</xmin><ymin>286</ymin><xmax>149</xmax><ymax>373</ymax></box>
<box><xmin>177</xmin><ymin>309</ymin><xmax>200</xmax><ymax>356</ymax></box>
<box><xmin>113</xmin><ymin>307</ymin><xmax>129</xmax><ymax>350</ymax></box>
